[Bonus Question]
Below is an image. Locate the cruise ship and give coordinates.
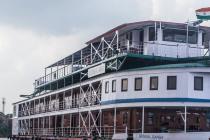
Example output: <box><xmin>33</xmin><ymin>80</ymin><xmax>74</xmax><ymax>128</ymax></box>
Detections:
<box><xmin>12</xmin><ymin>20</ymin><xmax>210</xmax><ymax>140</ymax></box>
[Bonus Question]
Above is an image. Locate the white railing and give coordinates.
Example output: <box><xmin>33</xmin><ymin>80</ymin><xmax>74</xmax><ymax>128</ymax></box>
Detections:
<box><xmin>18</xmin><ymin>126</ymin><xmax>129</xmax><ymax>139</ymax></box>
<box><xmin>34</xmin><ymin>41</ymin><xmax>209</xmax><ymax>88</ymax></box>
<box><xmin>18</xmin><ymin>94</ymin><xmax>101</xmax><ymax>117</ymax></box>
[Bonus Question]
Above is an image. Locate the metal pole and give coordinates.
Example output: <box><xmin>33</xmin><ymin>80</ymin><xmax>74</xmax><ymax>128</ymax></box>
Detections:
<box><xmin>49</xmin><ymin>116</ymin><xmax>50</xmax><ymax>135</ymax></box>
<box><xmin>102</xmin><ymin>37</ymin><xmax>105</xmax><ymax>58</ymax></box>
<box><xmin>91</xmin><ymin>44</ymin><xmax>93</xmax><ymax>63</ymax></box>
<box><xmin>114</xmin><ymin>107</ymin><xmax>116</xmax><ymax>134</ymax></box>
<box><xmin>186</xmin><ymin>23</ymin><xmax>189</xmax><ymax>57</ymax></box>
<box><xmin>184</xmin><ymin>106</ymin><xmax>187</xmax><ymax>133</ymax></box>
<box><xmin>116</xmin><ymin>30</ymin><xmax>119</xmax><ymax>50</ymax></box>
<box><xmin>100</xmin><ymin>109</ymin><xmax>102</xmax><ymax>137</ymax></box>
<box><xmin>155</xmin><ymin>21</ymin><xmax>157</xmax><ymax>41</ymax></box>
<box><xmin>57</xmin><ymin>62</ymin><xmax>59</xmax><ymax>89</ymax></box>
<box><xmin>142</xmin><ymin>106</ymin><xmax>144</xmax><ymax>133</ymax></box>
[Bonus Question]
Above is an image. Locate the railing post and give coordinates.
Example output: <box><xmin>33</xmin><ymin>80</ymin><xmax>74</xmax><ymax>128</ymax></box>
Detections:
<box><xmin>114</xmin><ymin>107</ymin><xmax>116</xmax><ymax>134</ymax></box>
<box><xmin>142</xmin><ymin>106</ymin><xmax>144</xmax><ymax>134</ymax></box>
<box><xmin>127</xmin><ymin>40</ymin><xmax>130</xmax><ymax>53</ymax></box>
<box><xmin>116</xmin><ymin>30</ymin><xmax>119</xmax><ymax>50</ymax></box>
<box><xmin>184</xmin><ymin>106</ymin><xmax>187</xmax><ymax>133</ymax></box>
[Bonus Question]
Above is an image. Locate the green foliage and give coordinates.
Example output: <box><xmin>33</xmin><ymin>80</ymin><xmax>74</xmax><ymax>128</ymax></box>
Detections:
<box><xmin>0</xmin><ymin>116</ymin><xmax>12</xmax><ymax>137</ymax></box>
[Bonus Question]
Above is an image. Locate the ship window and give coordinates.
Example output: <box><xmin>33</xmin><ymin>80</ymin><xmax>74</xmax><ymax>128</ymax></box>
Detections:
<box><xmin>167</xmin><ymin>76</ymin><xmax>177</xmax><ymax>90</ymax></box>
<box><xmin>149</xmin><ymin>27</ymin><xmax>157</xmax><ymax>41</ymax></box>
<box><xmin>135</xmin><ymin>77</ymin><xmax>142</xmax><ymax>91</ymax></box>
<box><xmin>112</xmin><ymin>80</ymin><xmax>116</xmax><ymax>92</ymax></box>
<box><xmin>122</xmin><ymin>112</ymin><xmax>128</xmax><ymax>125</ymax></box>
<box><xmin>194</xmin><ymin>76</ymin><xmax>203</xmax><ymax>91</ymax></box>
<box><xmin>121</xmin><ymin>79</ymin><xmax>128</xmax><ymax>91</ymax></box>
<box><xmin>126</xmin><ymin>32</ymin><xmax>132</xmax><ymax>45</ymax></box>
<box><xmin>163</xmin><ymin>28</ymin><xmax>197</xmax><ymax>44</ymax></box>
<box><xmin>147</xmin><ymin>112</ymin><xmax>154</xmax><ymax>125</ymax></box>
<box><xmin>150</xmin><ymin>76</ymin><xmax>158</xmax><ymax>90</ymax></box>
<box><xmin>105</xmin><ymin>81</ymin><xmax>109</xmax><ymax>93</ymax></box>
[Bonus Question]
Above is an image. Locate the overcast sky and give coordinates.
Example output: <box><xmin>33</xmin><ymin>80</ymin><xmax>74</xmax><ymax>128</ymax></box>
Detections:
<box><xmin>0</xmin><ymin>0</ymin><xmax>209</xmax><ymax>114</ymax></box>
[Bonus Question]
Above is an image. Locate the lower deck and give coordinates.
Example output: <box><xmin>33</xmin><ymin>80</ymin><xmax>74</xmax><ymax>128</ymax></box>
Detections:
<box><xmin>15</xmin><ymin>106</ymin><xmax>210</xmax><ymax>139</ymax></box>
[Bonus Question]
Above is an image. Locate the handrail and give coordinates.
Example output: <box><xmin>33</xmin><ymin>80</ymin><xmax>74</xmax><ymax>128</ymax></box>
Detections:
<box><xmin>34</xmin><ymin>40</ymin><xmax>208</xmax><ymax>88</ymax></box>
<box><xmin>18</xmin><ymin>94</ymin><xmax>101</xmax><ymax>117</ymax></box>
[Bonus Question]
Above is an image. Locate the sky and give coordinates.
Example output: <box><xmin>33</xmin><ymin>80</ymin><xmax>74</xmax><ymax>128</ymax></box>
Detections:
<box><xmin>0</xmin><ymin>0</ymin><xmax>209</xmax><ymax>114</ymax></box>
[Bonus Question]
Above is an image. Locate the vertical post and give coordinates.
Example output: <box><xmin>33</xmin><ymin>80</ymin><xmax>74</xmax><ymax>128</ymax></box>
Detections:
<box><xmin>38</xmin><ymin>98</ymin><xmax>40</xmax><ymax>114</ymax></box>
<box><xmin>57</xmin><ymin>62</ymin><xmax>59</xmax><ymax>89</ymax></box>
<box><xmin>114</xmin><ymin>107</ymin><xmax>116</xmax><ymax>134</ymax></box>
<box><xmin>33</xmin><ymin>118</ymin><xmax>35</xmax><ymax>135</ymax></box>
<box><xmin>184</xmin><ymin>106</ymin><xmax>187</xmax><ymax>133</ymax></box>
<box><xmin>49</xmin><ymin>116</ymin><xmax>51</xmax><ymax>136</ymax></box>
<box><xmin>43</xmin><ymin>117</ymin><xmax>45</xmax><ymax>136</ymax></box>
<box><xmin>44</xmin><ymin>68</ymin><xmax>47</xmax><ymax>92</ymax></box>
<box><xmin>28</xmin><ymin>119</ymin><xmax>30</xmax><ymax>135</ymax></box>
<box><xmin>91</xmin><ymin>44</ymin><xmax>93</xmax><ymax>63</ymax></box>
<box><xmin>49</xmin><ymin>95</ymin><xmax>52</xmax><ymax>112</ymax></box>
<box><xmin>102</xmin><ymin>37</ymin><xmax>104</xmax><ymax>58</ymax></box>
<box><xmin>186</xmin><ymin>23</ymin><xmax>189</xmax><ymax>57</ymax></box>
<box><xmin>142</xmin><ymin>106</ymin><xmax>144</xmax><ymax>133</ymax></box>
<box><xmin>79</xmin><ymin>112</ymin><xmax>81</xmax><ymax>136</ymax></box>
<box><xmin>155</xmin><ymin>21</ymin><xmax>157</xmax><ymax>41</ymax></box>
<box><xmin>72</xmin><ymin>54</ymin><xmax>74</xmax><ymax>73</ymax></box>
<box><xmin>55</xmin><ymin>115</ymin><xmax>57</xmax><ymax>136</ymax></box>
<box><xmin>100</xmin><ymin>109</ymin><xmax>102</xmax><ymax>137</ymax></box>
<box><xmin>127</xmin><ymin>40</ymin><xmax>130</xmax><ymax>52</ymax></box>
<box><xmin>62</xmin><ymin>114</ymin><xmax>64</xmax><ymax>136</ymax></box>
<box><xmin>70</xmin><ymin>113</ymin><xmax>72</xmax><ymax>136</ymax></box>
<box><xmin>38</xmin><ymin>117</ymin><xmax>40</xmax><ymax>135</ymax></box>
<box><xmin>44</xmin><ymin>97</ymin><xmax>46</xmax><ymax>113</ymax></box>
<box><xmin>29</xmin><ymin>102</ymin><xmax>31</xmax><ymax>116</ymax></box>
<box><xmin>81</xmin><ymin>50</ymin><xmax>83</xmax><ymax>66</ymax></box>
<box><xmin>89</xmin><ymin>111</ymin><xmax>91</xmax><ymax>136</ymax></box>
<box><xmin>64</xmin><ymin>58</ymin><xmax>66</xmax><ymax>87</ymax></box>
<box><xmin>116</xmin><ymin>30</ymin><xmax>119</xmax><ymax>50</ymax></box>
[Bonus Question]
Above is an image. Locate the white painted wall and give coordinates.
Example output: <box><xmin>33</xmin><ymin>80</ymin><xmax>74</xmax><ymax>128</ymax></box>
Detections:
<box><xmin>130</xmin><ymin>27</ymin><xmax>206</xmax><ymax>58</ymax></box>
<box><xmin>101</xmin><ymin>68</ymin><xmax>210</xmax><ymax>102</ymax></box>
<box><xmin>188</xmin><ymin>72</ymin><xmax>210</xmax><ymax>99</ymax></box>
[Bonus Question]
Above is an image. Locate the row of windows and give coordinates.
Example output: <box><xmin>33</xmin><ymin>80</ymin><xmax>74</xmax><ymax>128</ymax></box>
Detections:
<box><xmin>148</xmin><ymin>27</ymin><xmax>198</xmax><ymax>44</ymax></box>
<box><xmin>105</xmin><ymin>76</ymin><xmax>203</xmax><ymax>93</ymax></box>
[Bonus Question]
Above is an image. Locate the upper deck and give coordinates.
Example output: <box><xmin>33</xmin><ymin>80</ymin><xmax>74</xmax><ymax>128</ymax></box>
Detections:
<box><xmin>33</xmin><ymin>21</ymin><xmax>210</xmax><ymax>96</ymax></box>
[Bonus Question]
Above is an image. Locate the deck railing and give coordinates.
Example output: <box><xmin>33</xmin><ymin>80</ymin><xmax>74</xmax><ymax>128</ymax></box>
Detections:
<box><xmin>18</xmin><ymin>94</ymin><xmax>101</xmax><ymax>117</ymax></box>
<box><xmin>18</xmin><ymin>126</ymin><xmax>136</xmax><ymax>139</ymax></box>
<box><xmin>34</xmin><ymin>41</ymin><xmax>208</xmax><ymax>88</ymax></box>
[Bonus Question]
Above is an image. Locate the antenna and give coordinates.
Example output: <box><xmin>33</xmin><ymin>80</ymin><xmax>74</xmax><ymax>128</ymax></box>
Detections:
<box><xmin>2</xmin><ymin>98</ymin><xmax>5</xmax><ymax>114</ymax></box>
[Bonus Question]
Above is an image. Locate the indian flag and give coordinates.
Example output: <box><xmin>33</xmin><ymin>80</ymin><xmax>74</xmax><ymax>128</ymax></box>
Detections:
<box><xmin>196</xmin><ymin>7</ymin><xmax>210</xmax><ymax>20</ymax></box>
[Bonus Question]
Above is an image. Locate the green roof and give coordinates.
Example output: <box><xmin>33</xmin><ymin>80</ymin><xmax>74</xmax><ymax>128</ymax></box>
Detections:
<box><xmin>126</xmin><ymin>62</ymin><xmax>210</xmax><ymax>71</ymax></box>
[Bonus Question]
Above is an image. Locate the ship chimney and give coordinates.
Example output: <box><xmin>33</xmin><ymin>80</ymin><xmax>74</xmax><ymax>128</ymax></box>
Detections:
<box><xmin>2</xmin><ymin>98</ymin><xmax>5</xmax><ymax>114</ymax></box>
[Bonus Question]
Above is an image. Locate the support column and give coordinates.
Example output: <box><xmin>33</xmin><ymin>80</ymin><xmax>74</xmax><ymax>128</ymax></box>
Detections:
<box><xmin>91</xmin><ymin>44</ymin><xmax>93</xmax><ymax>63</ymax></box>
<box><xmin>186</xmin><ymin>23</ymin><xmax>189</xmax><ymax>57</ymax></box>
<box><xmin>114</xmin><ymin>108</ymin><xmax>116</xmax><ymax>134</ymax></box>
<box><xmin>49</xmin><ymin>116</ymin><xmax>51</xmax><ymax>136</ymax></box>
<box><xmin>142</xmin><ymin>106</ymin><xmax>144</xmax><ymax>134</ymax></box>
<box><xmin>57</xmin><ymin>62</ymin><xmax>59</xmax><ymax>89</ymax></box>
<box><xmin>70</xmin><ymin>113</ymin><xmax>72</xmax><ymax>136</ymax></box>
<box><xmin>43</xmin><ymin>117</ymin><xmax>45</xmax><ymax>136</ymax></box>
<box><xmin>44</xmin><ymin>68</ymin><xmax>47</xmax><ymax>92</ymax></box>
<box><xmin>38</xmin><ymin>118</ymin><xmax>40</xmax><ymax>135</ymax></box>
<box><xmin>55</xmin><ymin>115</ymin><xmax>57</xmax><ymax>136</ymax></box>
<box><xmin>184</xmin><ymin>106</ymin><xmax>187</xmax><ymax>133</ymax></box>
<box><xmin>99</xmin><ymin>109</ymin><xmax>102</xmax><ymax>137</ymax></box>
<box><xmin>116</xmin><ymin>30</ymin><xmax>119</xmax><ymax>50</ymax></box>
<box><xmin>62</xmin><ymin>114</ymin><xmax>64</xmax><ymax>136</ymax></box>
<box><xmin>102</xmin><ymin>37</ymin><xmax>104</xmax><ymax>58</ymax></box>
